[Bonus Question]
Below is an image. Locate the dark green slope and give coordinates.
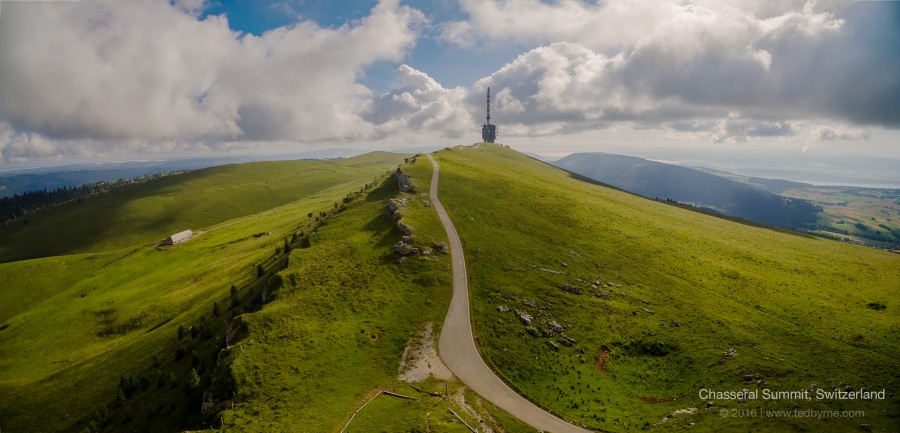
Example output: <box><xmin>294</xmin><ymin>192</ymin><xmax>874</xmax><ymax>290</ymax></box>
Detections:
<box><xmin>554</xmin><ymin>152</ymin><xmax>821</xmax><ymax>228</ymax></box>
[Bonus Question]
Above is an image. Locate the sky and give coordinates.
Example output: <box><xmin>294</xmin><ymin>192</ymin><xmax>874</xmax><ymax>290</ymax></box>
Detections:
<box><xmin>0</xmin><ymin>0</ymin><xmax>898</xmax><ymax>186</ymax></box>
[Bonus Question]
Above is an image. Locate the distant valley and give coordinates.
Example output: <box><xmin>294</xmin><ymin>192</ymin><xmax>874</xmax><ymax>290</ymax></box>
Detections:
<box><xmin>554</xmin><ymin>153</ymin><xmax>900</xmax><ymax>249</ymax></box>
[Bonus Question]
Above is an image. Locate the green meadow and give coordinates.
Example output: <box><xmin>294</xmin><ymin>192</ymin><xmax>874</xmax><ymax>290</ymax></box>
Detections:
<box><xmin>0</xmin><ymin>152</ymin><xmax>405</xmax><ymax>263</ymax></box>
<box><xmin>0</xmin><ymin>153</ymin><xmax>407</xmax><ymax>432</ymax></box>
<box><xmin>0</xmin><ymin>152</ymin><xmax>535</xmax><ymax>433</ymax></box>
<box><xmin>1</xmin><ymin>145</ymin><xmax>897</xmax><ymax>433</ymax></box>
<box><xmin>217</xmin><ymin>155</ymin><xmax>536</xmax><ymax>432</ymax></box>
<box><xmin>429</xmin><ymin>144</ymin><xmax>899</xmax><ymax>432</ymax></box>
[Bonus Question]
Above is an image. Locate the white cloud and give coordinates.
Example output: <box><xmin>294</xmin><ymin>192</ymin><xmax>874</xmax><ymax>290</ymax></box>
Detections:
<box><xmin>455</xmin><ymin>1</ymin><xmax>899</xmax><ymax>139</ymax></box>
<box><xmin>364</xmin><ymin>65</ymin><xmax>474</xmax><ymax>139</ymax></box>
<box><xmin>0</xmin><ymin>0</ymin><xmax>896</xmax><ymax>164</ymax></box>
<box><xmin>0</xmin><ymin>0</ymin><xmax>425</xmax><ymax>161</ymax></box>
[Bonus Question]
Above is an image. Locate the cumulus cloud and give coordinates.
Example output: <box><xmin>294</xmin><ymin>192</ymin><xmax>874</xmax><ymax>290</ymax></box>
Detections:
<box><xmin>0</xmin><ymin>0</ymin><xmax>896</xmax><ymax>163</ymax></box>
<box><xmin>449</xmin><ymin>0</ymin><xmax>900</xmax><ymax>138</ymax></box>
<box><xmin>0</xmin><ymin>0</ymin><xmax>424</xmax><ymax>161</ymax></box>
<box><xmin>363</xmin><ymin>65</ymin><xmax>474</xmax><ymax>138</ymax></box>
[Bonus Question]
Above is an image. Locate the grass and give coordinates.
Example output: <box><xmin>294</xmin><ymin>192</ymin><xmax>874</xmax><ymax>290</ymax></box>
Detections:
<box><xmin>217</xmin><ymin>156</ymin><xmax>536</xmax><ymax>432</ymax></box>
<box><xmin>0</xmin><ymin>152</ymin><xmax>407</xmax><ymax>263</ymax></box>
<box><xmin>0</xmin><ymin>154</ymin><xmax>405</xmax><ymax>432</ymax></box>
<box><xmin>3</xmin><ymin>144</ymin><xmax>897</xmax><ymax>433</ymax></box>
<box><xmin>430</xmin><ymin>143</ymin><xmax>899</xmax><ymax>432</ymax></box>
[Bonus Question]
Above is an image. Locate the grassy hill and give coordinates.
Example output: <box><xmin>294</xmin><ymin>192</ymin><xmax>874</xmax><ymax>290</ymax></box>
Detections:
<box><xmin>434</xmin><ymin>144</ymin><xmax>898</xmax><ymax>432</ymax></box>
<box><xmin>554</xmin><ymin>153</ymin><xmax>821</xmax><ymax>229</ymax></box>
<box><xmin>0</xmin><ymin>152</ymin><xmax>536</xmax><ymax>433</ymax></box>
<box><xmin>0</xmin><ymin>152</ymin><xmax>406</xmax><ymax>263</ymax></box>
<box><xmin>2</xmin><ymin>144</ymin><xmax>897</xmax><ymax>433</ymax></box>
<box><xmin>0</xmin><ymin>153</ymin><xmax>405</xmax><ymax>432</ymax></box>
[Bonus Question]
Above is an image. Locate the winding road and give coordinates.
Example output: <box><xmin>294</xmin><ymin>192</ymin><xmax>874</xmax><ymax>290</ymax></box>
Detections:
<box><xmin>428</xmin><ymin>155</ymin><xmax>594</xmax><ymax>433</ymax></box>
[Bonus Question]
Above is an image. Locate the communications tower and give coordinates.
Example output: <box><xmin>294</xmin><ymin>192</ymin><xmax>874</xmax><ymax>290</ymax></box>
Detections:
<box><xmin>481</xmin><ymin>87</ymin><xmax>498</xmax><ymax>143</ymax></box>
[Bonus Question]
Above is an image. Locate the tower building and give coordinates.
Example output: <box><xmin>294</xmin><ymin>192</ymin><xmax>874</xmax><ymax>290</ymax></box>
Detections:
<box><xmin>481</xmin><ymin>87</ymin><xmax>498</xmax><ymax>143</ymax></box>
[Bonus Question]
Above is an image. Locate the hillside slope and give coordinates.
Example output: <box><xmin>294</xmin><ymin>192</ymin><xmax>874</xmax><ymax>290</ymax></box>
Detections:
<box><xmin>554</xmin><ymin>152</ymin><xmax>821</xmax><ymax>228</ymax></box>
<box><xmin>437</xmin><ymin>144</ymin><xmax>898</xmax><ymax>432</ymax></box>
<box><xmin>0</xmin><ymin>154</ymin><xmax>537</xmax><ymax>433</ymax></box>
<box><xmin>0</xmin><ymin>152</ymin><xmax>407</xmax><ymax>263</ymax></box>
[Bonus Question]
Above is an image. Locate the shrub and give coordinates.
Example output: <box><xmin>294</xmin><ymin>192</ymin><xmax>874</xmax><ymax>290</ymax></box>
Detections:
<box><xmin>866</xmin><ymin>301</ymin><xmax>887</xmax><ymax>311</ymax></box>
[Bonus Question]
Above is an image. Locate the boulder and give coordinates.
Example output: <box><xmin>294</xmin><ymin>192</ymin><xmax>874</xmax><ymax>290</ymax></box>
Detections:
<box><xmin>394</xmin><ymin>169</ymin><xmax>415</xmax><ymax>193</ymax></box>
<box><xmin>526</xmin><ymin>327</ymin><xmax>541</xmax><ymax>337</ymax></box>
<box><xmin>560</xmin><ymin>284</ymin><xmax>582</xmax><ymax>295</ymax></box>
<box><xmin>515</xmin><ymin>310</ymin><xmax>533</xmax><ymax>326</ymax></box>
<box><xmin>393</xmin><ymin>241</ymin><xmax>419</xmax><ymax>256</ymax></box>
<box><xmin>594</xmin><ymin>291</ymin><xmax>610</xmax><ymax>299</ymax></box>
<box><xmin>558</xmin><ymin>335</ymin><xmax>576</xmax><ymax>347</ymax></box>
<box><xmin>396</xmin><ymin>221</ymin><xmax>412</xmax><ymax>235</ymax></box>
<box><xmin>432</xmin><ymin>242</ymin><xmax>450</xmax><ymax>254</ymax></box>
<box><xmin>547</xmin><ymin>321</ymin><xmax>565</xmax><ymax>334</ymax></box>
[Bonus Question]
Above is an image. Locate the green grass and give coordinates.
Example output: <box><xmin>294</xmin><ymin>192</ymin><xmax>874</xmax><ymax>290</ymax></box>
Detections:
<box><xmin>430</xmin><ymin>143</ymin><xmax>899</xmax><ymax>432</ymax></box>
<box><xmin>3</xmin><ymin>145</ymin><xmax>897</xmax><ymax>433</ymax></box>
<box><xmin>217</xmin><ymin>157</ymin><xmax>530</xmax><ymax>432</ymax></box>
<box><xmin>0</xmin><ymin>152</ymin><xmax>406</xmax><ymax>263</ymax></box>
<box><xmin>0</xmin><ymin>154</ymin><xmax>405</xmax><ymax>432</ymax></box>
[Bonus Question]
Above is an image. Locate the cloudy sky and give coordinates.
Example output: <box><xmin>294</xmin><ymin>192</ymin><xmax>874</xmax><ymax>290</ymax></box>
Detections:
<box><xmin>0</xmin><ymin>0</ymin><xmax>898</xmax><ymax>185</ymax></box>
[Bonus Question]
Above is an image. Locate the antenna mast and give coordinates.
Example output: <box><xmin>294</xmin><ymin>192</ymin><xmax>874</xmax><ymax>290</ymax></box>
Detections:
<box><xmin>481</xmin><ymin>87</ymin><xmax>498</xmax><ymax>143</ymax></box>
<box><xmin>486</xmin><ymin>86</ymin><xmax>491</xmax><ymax>124</ymax></box>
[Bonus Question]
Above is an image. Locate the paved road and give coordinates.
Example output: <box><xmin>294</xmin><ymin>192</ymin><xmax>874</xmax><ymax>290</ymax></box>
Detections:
<box><xmin>428</xmin><ymin>155</ymin><xmax>594</xmax><ymax>433</ymax></box>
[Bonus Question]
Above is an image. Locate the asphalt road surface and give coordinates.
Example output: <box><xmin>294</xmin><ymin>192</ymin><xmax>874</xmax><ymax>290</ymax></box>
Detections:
<box><xmin>428</xmin><ymin>154</ymin><xmax>594</xmax><ymax>433</ymax></box>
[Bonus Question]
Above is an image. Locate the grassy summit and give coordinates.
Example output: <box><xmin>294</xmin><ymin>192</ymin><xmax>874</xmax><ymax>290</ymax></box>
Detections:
<box><xmin>432</xmin><ymin>143</ymin><xmax>898</xmax><ymax>432</ymax></box>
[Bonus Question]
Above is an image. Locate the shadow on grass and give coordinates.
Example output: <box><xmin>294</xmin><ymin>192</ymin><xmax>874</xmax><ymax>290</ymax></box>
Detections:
<box><xmin>555</xmin><ymin>168</ymin><xmax>819</xmax><ymax>240</ymax></box>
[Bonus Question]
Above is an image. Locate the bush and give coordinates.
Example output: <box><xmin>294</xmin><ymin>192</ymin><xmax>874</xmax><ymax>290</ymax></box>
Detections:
<box><xmin>866</xmin><ymin>301</ymin><xmax>887</xmax><ymax>311</ymax></box>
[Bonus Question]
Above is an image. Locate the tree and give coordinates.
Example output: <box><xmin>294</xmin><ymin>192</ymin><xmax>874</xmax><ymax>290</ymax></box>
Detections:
<box><xmin>284</xmin><ymin>238</ymin><xmax>292</xmax><ymax>254</ymax></box>
<box><xmin>189</xmin><ymin>368</ymin><xmax>201</xmax><ymax>389</ymax></box>
<box><xmin>257</xmin><ymin>264</ymin><xmax>265</xmax><ymax>278</ymax></box>
<box><xmin>177</xmin><ymin>324</ymin><xmax>185</xmax><ymax>340</ymax></box>
<box><xmin>212</xmin><ymin>302</ymin><xmax>220</xmax><ymax>317</ymax></box>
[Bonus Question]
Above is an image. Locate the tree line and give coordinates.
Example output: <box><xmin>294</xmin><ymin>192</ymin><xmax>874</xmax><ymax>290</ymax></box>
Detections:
<box><xmin>1</xmin><ymin>171</ymin><xmax>185</xmax><ymax>226</ymax></box>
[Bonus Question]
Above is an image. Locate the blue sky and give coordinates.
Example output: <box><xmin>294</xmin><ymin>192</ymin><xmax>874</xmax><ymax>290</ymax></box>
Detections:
<box><xmin>201</xmin><ymin>0</ymin><xmax>519</xmax><ymax>91</ymax></box>
<box><xmin>0</xmin><ymin>0</ymin><xmax>898</xmax><ymax>185</ymax></box>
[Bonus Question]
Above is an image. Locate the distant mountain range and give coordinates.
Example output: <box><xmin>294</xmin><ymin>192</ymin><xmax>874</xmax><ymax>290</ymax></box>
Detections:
<box><xmin>554</xmin><ymin>152</ymin><xmax>821</xmax><ymax>228</ymax></box>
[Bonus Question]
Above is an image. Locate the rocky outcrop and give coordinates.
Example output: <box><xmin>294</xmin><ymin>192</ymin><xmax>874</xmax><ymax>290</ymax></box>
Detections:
<box><xmin>225</xmin><ymin>318</ymin><xmax>249</xmax><ymax>347</ymax></box>
<box><xmin>560</xmin><ymin>284</ymin><xmax>582</xmax><ymax>295</ymax></box>
<box><xmin>516</xmin><ymin>310</ymin><xmax>533</xmax><ymax>326</ymax></box>
<box><xmin>394</xmin><ymin>241</ymin><xmax>419</xmax><ymax>256</ymax></box>
<box><xmin>432</xmin><ymin>242</ymin><xmax>449</xmax><ymax>254</ymax></box>
<box><xmin>396</xmin><ymin>221</ymin><xmax>412</xmax><ymax>235</ymax></box>
<box><xmin>558</xmin><ymin>335</ymin><xmax>577</xmax><ymax>347</ymax></box>
<box><xmin>395</xmin><ymin>168</ymin><xmax>415</xmax><ymax>193</ymax></box>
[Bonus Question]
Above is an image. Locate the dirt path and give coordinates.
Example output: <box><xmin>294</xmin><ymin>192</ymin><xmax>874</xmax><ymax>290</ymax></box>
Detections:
<box><xmin>428</xmin><ymin>154</ymin><xmax>594</xmax><ymax>433</ymax></box>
